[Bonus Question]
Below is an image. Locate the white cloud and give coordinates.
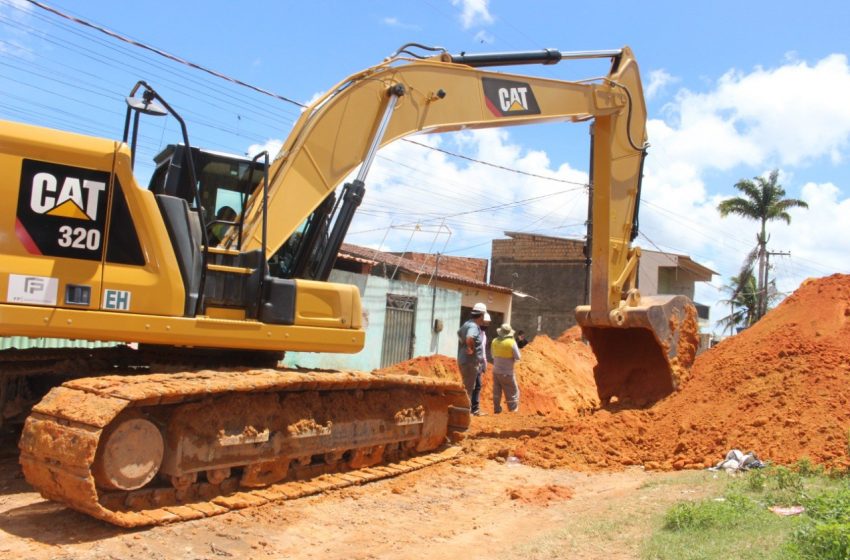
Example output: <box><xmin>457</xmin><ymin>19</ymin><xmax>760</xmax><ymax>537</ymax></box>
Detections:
<box><xmin>347</xmin><ymin>130</ymin><xmax>588</xmax><ymax>255</ymax></box>
<box><xmin>247</xmin><ymin>139</ymin><xmax>284</xmax><ymax>159</ymax></box>
<box><xmin>1</xmin><ymin>0</ymin><xmax>33</xmax><ymax>16</ymax></box>
<box><xmin>0</xmin><ymin>0</ymin><xmax>36</xmax><ymax>56</ymax></box>
<box><xmin>645</xmin><ymin>69</ymin><xmax>676</xmax><ymax>100</ymax></box>
<box><xmin>381</xmin><ymin>16</ymin><xmax>419</xmax><ymax>30</ymax></box>
<box><xmin>659</xmin><ymin>54</ymin><xmax>850</xmax><ymax>170</ymax></box>
<box><xmin>300</xmin><ymin>91</ymin><xmax>326</xmax><ymax>112</ymax></box>
<box><xmin>451</xmin><ymin>0</ymin><xmax>494</xmax><ymax>29</ymax></box>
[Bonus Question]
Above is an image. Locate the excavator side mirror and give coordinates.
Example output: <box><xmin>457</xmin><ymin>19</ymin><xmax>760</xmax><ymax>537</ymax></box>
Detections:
<box><xmin>125</xmin><ymin>95</ymin><xmax>168</xmax><ymax>117</ymax></box>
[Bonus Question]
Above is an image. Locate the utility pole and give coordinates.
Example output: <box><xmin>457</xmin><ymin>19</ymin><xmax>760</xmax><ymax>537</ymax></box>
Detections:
<box><xmin>764</xmin><ymin>250</ymin><xmax>791</xmax><ymax>316</ymax></box>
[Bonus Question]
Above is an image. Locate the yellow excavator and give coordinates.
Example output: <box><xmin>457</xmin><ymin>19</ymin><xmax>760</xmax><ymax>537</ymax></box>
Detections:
<box><xmin>1</xmin><ymin>43</ymin><xmax>696</xmax><ymax>526</ymax></box>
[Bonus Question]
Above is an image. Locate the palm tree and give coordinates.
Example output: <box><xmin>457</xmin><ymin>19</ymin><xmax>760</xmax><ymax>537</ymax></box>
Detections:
<box><xmin>717</xmin><ymin>170</ymin><xmax>807</xmax><ymax>320</ymax></box>
<box><xmin>717</xmin><ymin>268</ymin><xmax>758</xmax><ymax>334</ymax></box>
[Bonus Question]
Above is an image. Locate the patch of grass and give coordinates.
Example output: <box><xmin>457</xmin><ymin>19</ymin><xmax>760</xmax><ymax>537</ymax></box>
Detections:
<box><xmin>787</xmin><ymin>486</ymin><xmax>850</xmax><ymax>560</ymax></box>
<box><xmin>644</xmin><ymin>503</ymin><xmax>792</xmax><ymax>560</ymax></box>
<box><xmin>645</xmin><ymin>467</ymin><xmax>850</xmax><ymax>560</ymax></box>
<box><xmin>729</xmin><ymin>465</ymin><xmax>807</xmax><ymax>507</ymax></box>
<box><xmin>663</xmin><ymin>494</ymin><xmax>758</xmax><ymax>531</ymax></box>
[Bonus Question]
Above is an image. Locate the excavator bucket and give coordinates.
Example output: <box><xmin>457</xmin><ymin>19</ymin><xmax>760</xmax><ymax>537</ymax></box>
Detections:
<box><xmin>576</xmin><ymin>295</ymin><xmax>699</xmax><ymax>407</ymax></box>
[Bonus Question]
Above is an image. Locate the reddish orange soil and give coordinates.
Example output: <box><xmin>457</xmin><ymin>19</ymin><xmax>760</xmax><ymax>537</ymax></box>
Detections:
<box><xmin>382</xmin><ymin>274</ymin><xmax>850</xmax><ymax>472</ymax></box>
<box><xmin>507</xmin><ymin>484</ymin><xmax>574</xmax><ymax>505</ymax></box>
<box><xmin>378</xmin><ymin>330</ymin><xmax>600</xmax><ymax>417</ymax></box>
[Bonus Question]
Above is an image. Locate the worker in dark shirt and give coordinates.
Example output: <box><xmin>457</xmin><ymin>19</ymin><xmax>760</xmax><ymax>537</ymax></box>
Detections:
<box><xmin>515</xmin><ymin>330</ymin><xmax>529</xmax><ymax>349</ymax></box>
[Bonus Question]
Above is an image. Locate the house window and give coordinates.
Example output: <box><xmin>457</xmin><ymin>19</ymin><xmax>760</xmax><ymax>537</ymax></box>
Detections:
<box><xmin>657</xmin><ymin>267</ymin><xmax>677</xmax><ymax>294</ymax></box>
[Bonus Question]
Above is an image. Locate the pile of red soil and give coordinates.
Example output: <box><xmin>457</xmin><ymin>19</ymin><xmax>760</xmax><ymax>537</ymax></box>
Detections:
<box><xmin>479</xmin><ymin>274</ymin><xmax>850</xmax><ymax>472</ymax></box>
<box><xmin>507</xmin><ymin>484</ymin><xmax>573</xmax><ymax>505</ymax></box>
<box><xmin>376</xmin><ymin>330</ymin><xmax>599</xmax><ymax>417</ymax></box>
<box><xmin>379</xmin><ymin>274</ymin><xmax>850</xmax><ymax>472</ymax></box>
<box><xmin>481</xmin><ymin>332</ymin><xmax>599</xmax><ymax>416</ymax></box>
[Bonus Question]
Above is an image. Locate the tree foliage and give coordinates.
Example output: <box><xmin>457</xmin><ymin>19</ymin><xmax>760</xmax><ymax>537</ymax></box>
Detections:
<box><xmin>717</xmin><ymin>170</ymin><xmax>807</xmax><ymax>321</ymax></box>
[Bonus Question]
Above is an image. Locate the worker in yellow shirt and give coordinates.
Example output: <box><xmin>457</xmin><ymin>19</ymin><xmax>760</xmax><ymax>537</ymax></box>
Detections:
<box><xmin>490</xmin><ymin>323</ymin><xmax>521</xmax><ymax>413</ymax></box>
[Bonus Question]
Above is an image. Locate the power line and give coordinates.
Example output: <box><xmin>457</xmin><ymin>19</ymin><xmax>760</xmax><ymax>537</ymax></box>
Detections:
<box><xmin>22</xmin><ymin>0</ymin><xmax>306</xmax><ymax>107</ymax></box>
<box><xmin>349</xmin><ymin>187</ymin><xmax>582</xmax><ymax>235</ymax></box>
<box><xmin>19</xmin><ymin>0</ymin><xmax>592</xmax><ymax>187</ymax></box>
<box><xmin>401</xmin><ymin>139</ymin><xmax>587</xmax><ymax>186</ymax></box>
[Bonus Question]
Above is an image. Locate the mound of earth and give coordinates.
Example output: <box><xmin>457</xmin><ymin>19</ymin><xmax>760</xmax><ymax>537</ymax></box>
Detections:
<box><xmin>376</xmin><ymin>329</ymin><xmax>599</xmax><ymax>418</ymax></box>
<box><xmin>470</xmin><ymin>274</ymin><xmax>850</xmax><ymax>472</ymax></box>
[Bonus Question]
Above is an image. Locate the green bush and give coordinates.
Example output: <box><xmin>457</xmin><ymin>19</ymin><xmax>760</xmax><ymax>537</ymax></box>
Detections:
<box><xmin>789</xmin><ymin>486</ymin><xmax>850</xmax><ymax>560</ymax></box>
<box><xmin>732</xmin><ymin>466</ymin><xmax>808</xmax><ymax>507</ymax></box>
<box><xmin>745</xmin><ymin>468</ymin><xmax>767</xmax><ymax>492</ymax></box>
<box><xmin>791</xmin><ymin>522</ymin><xmax>850</xmax><ymax>559</ymax></box>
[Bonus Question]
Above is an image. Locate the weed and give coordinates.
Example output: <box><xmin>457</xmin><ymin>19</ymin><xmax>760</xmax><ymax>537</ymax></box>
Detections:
<box><xmin>647</xmin><ymin>467</ymin><xmax>849</xmax><ymax>560</ymax></box>
<box><xmin>788</xmin><ymin>487</ymin><xmax>850</xmax><ymax>559</ymax></box>
<box><xmin>732</xmin><ymin>466</ymin><xmax>808</xmax><ymax>506</ymax></box>
<box><xmin>794</xmin><ymin>457</ymin><xmax>824</xmax><ymax>477</ymax></box>
<box><xmin>745</xmin><ymin>468</ymin><xmax>767</xmax><ymax>492</ymax></box>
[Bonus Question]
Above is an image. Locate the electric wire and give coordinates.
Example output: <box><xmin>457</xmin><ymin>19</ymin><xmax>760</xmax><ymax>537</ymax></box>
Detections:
<box><xmin>4</xmin><ymin>0</ymin><xmax>844</xmax><ymax>283</ymax></box>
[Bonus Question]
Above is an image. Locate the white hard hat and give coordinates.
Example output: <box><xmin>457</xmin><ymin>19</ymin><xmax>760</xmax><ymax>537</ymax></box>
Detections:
<box><xmin>483</xmin><ymin>312</ymin><xmax>491</xmax><ymax>323</ymax></box>
<box><xmin>472</xmin><ymin>302</ymin><xmax>487</xmax><ymax>313</ymax></box>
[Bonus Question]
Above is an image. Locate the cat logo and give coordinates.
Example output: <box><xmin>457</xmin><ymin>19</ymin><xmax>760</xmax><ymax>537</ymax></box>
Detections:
<box><xmin>482</xmin><ymin>77</ymin><xmax>541</xmax><ymax>117</ymax></box>
<box><xmin>16</xmin><ymin>158</ymin><xmax>112</xmax><ymax>261</ymax></box>
<box><xmin>30</xmin><ymin>171</ymin><xmax>106</xmax><ymax>221</ymax></box>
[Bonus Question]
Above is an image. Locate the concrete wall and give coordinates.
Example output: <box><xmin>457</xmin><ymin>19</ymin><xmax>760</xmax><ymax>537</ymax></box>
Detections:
<box><xmin>637</xmin><ymin>251</ymin><xmax>698</xmax><ymax>299</ymax></box>
<box><xmin>283</xmin><ymin>270</ymin><xmax>462</xmax><ymax>371</ymax></box>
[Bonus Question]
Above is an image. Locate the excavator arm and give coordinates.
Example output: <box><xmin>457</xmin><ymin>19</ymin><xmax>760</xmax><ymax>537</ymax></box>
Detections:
<box><xmin>233</xmin><ymin>45</ymin><xmax>696</xmax><ymax>405</ymax></box>
<box><xmin>238</xmin><ymin>47</ymin><xmax>643</xmax><ymax>275</ymax></box>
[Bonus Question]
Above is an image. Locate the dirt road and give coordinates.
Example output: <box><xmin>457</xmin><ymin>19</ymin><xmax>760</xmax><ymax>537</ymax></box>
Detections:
<box><xmin>0</xmin><ymin>433</ymin><xmax>720</xmax><ymax>560</ymax></box>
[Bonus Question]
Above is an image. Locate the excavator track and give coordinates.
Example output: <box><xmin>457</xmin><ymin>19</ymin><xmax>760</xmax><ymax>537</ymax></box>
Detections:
<box><xmin>19</xmin><ymin>369</ymin><xmax>470</xmax><ymax>527</ymax></box>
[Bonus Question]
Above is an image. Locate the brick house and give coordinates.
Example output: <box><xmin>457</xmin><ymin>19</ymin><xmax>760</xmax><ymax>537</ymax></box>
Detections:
<box><xmin>489</xmin><ymin>232</ymin><xmax>715</xmax><ymax>343</ymax></box>
<box><xmin>489</xmin><ymin>232</ymin><xmax>588</xmax><ymax>340</ymax></box>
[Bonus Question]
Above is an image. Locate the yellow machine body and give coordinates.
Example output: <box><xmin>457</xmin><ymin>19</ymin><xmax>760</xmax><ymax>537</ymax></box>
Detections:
<box><xmin>0</xmin><ymin>121</ymin><xmax>363</xmax><ymax>353</ymax></box>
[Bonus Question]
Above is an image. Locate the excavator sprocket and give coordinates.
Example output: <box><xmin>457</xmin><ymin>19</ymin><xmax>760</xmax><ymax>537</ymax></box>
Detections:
<box><xmin>19</xmin><ymin>369</ymin><xmax>470</xmax><ymax>527</ymax></box>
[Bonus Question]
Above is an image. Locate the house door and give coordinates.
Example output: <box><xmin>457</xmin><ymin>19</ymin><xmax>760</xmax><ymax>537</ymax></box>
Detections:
<box><xmin>380</xmin><ymin>294</ymin><xmax>416</xmax><ymax>368</ymax></box>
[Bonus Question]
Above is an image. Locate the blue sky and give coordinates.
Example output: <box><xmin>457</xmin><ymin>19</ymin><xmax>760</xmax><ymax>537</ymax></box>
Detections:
<box><xmin>2</xmin><ymin>0</ymin><xmax>849</xmax><ymax>333</ymax></box>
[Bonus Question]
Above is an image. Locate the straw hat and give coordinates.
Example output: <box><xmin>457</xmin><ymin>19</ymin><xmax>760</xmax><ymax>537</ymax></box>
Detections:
<box><xmin>497</xmin><ymin>323</ymin><xmax>514</xmax><ymax>337</ymax></box>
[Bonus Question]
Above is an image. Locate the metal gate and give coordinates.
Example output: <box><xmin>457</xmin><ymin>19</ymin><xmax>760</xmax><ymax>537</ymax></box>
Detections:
<box><xmin>380</xmin><ymin>294</ymin><xmax>417</xmax><ymax>368</ymax></box>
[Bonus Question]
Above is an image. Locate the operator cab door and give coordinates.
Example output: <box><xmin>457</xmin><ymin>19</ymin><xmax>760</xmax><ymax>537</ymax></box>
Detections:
<box><xmin>99</xmin><ymin>144</ymin><xmax>186</xmax><ymax>317</ymax></box>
